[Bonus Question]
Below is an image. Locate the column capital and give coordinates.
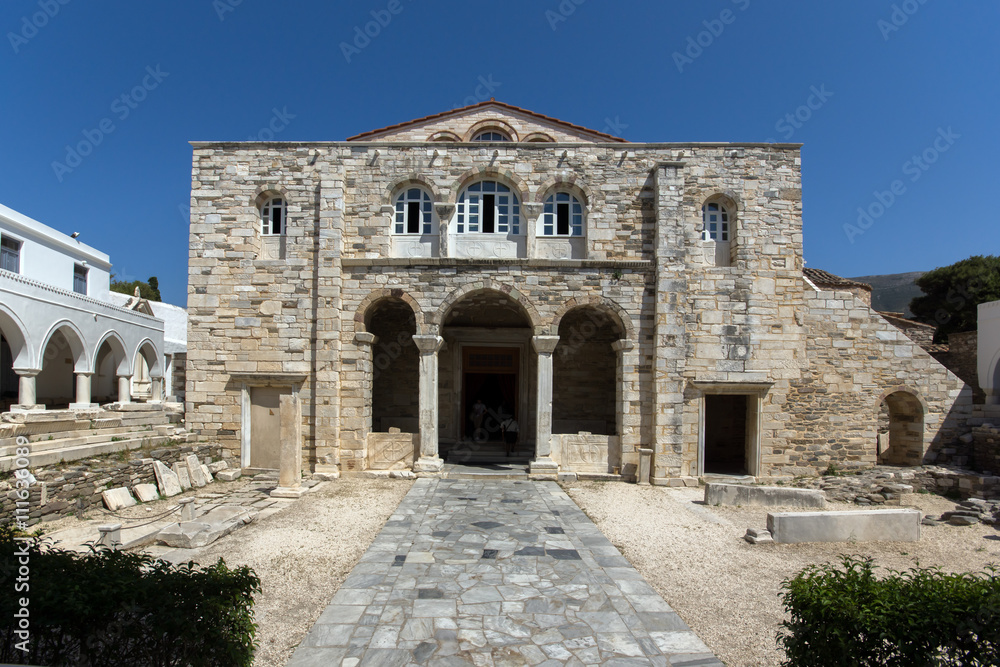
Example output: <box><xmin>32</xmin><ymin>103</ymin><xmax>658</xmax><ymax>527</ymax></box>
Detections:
<box><xmin>531</xmin><ymin>335</ymin><xmax>560</xmax><ymax>355</ymax></box>
<box><xmin>74</xmin><ymin>371</ymin><xmax>96</xmax><ymax>377</ymax></box>
<box><xmin>355</xmin><ymin>331</ymin><xmax>378</xmax><ymax>346</ymax></box>
<box><xmin>611</xmin><ymin>339</ymin><xmax>634</xmax><ymax>353</ymax></box>
<box><xmin>412</xmin><ymin>334</ymin><xmax>445</xmax><ymax>355</ymax></box>
<box><xmin>14</xmin><ymin>369</ymin><xmax>41</xmax><ymax>378</ymax></box>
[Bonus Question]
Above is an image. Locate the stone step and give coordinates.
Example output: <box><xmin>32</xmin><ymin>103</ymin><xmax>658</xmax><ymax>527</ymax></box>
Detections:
<box><xmin>0</xmin><ymin>425</ymin><xmax>174</xmax><ymax>458</ymax></box>
<box><xmin>0</xmin><ymin>424</ymin><xmax>169</xmax><ymax>449</ymax></box>
<box><xmin>0</xmin><ymin>433</ymin><xmax>189</xmax><ymax>471</ymax></box>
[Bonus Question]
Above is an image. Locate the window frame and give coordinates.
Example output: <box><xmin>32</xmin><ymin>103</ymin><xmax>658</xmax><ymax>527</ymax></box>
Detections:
<box><xmin>456</xmin><ymin>181</ymin><xmax>521</xmax><ymax>235</ymax></box>
<box><xmin>73</xmin><ymin>263</ymin><xmax>88</xmax><ymax>295</ymax></box>
<box><xmin>394</xmin><ymin>188</ymin><xmax>435</xmax><ymax>235</ymax></box>
<box><xmin>471</xmin><ymin>131</ymin><xmax>511</xmax><ymax>142</ymax></box>
<box><xmin>542</xmin><ymin>192</ymin><xmax>585</xmax><ymax>237</ymax></box>
<box><xmin>0</xmin><ymin>235</ymin><xmax>21</xmax><ymax>274</ymax></box>
<box><xmin>260</xmin><ymin>197</ymin><xmax>286</xmax><ymax>236</ymax></box>
<box><xmin>701</xmin><ymin>202</ymin><xmax>730</xmax><ymax>242</ymax></box>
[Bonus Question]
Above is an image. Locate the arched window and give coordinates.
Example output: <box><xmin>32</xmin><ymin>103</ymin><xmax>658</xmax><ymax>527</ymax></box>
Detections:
<box><xmin>456</xmin><ymin>182</ymin><xmax>520</xmax><ymax>234</ymax></box>
<box><xmin>542</xmin><ymin>193</ymin><xmax>584</xmax><ymax>236</ymax></box>
<box><xmin>701</xmin><ymin>202</ymin><xmax>730</xmax><ymax>242</ymax></box>
<box><xmin>260</xmin><ymin>197</ymin><xmax>286</xmax><ymax>236</ymax></box>
<box><xmin>394</xmin><ymin>188</ymin><xmax>434</xmax><ymax>235</ymax></box>
<box><xmin>472</xmin><ymin>131</ymin><xmax>510</xmax><ymax>142</ymax></box>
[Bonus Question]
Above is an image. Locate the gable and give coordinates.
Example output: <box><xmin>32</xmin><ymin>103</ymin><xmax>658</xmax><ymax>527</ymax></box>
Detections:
<box><xmin>346</xmin><ymin>101</ymin><xmax>627</xmax><ymax>143</ymax></box>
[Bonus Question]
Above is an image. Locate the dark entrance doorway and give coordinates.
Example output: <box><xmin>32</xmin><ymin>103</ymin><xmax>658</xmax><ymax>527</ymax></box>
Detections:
<box><xmin>704</xmin><ymin>394</ymin><xmax>749</xmax><ymax>475</ymax></box>
<box><xmin>462</xmin><ymin>346</ymin><xmax>518</xmax><ymax>443</ymax></box>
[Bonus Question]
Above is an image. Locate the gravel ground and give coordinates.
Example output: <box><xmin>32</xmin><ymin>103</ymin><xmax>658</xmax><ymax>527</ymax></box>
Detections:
<box><xmin>565</xmin><ymin>483</ymin><xmax>1000</xmax><ymax>667</ymax></box>
<box><xmin>185</xmin><ymin>477</ymin><xmax>412</xmax><ymax>667</ymax></box>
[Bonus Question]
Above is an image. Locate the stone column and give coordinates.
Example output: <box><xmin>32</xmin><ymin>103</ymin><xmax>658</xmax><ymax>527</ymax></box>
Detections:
<box><xmin>14</xmin><ymin>370</ymin><xmax>41</xmax><ymax>409</ymax></box>
<box><xmin>412</xmin><ymin>334</ymin><xmax>445</xmax><ymax>473</ymax></box>
<box><xmin>272</xmin><ymin>393</ymin><xmax>306</xmax><ymax>498</ymax></box>
<box><xmin>117</xmin><ymin>375</ymin><xmax>131</xmax><ymax>404</ymax></box>
<box><xmin>70</xmin><ymin>372</ymin><xmax>95</xmax><ymax>409</ymax></box>
<box><xmin>530</xmin><ymin>335</ymin><xmax>560</xmax><ymax>478</ymax></box>
<box><xmin>150</xmin><ymin>376</ymin><xmax>163</xmax><ymax>402</ymax></box>
<box><xmin>612</xmin><ymin>339</ymin><xmax>636</xmax><ymax>475</ymax></box>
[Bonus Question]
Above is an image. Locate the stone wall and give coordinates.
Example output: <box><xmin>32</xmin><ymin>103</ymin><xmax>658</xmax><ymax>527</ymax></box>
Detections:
<box><xmin>1</xmin><ymin>442</ymin><xmax>228</xmax><ymax>527</ymax></box>
<box><xmin>972</xmin><ymin>424</ymin><xmax>1000</xmax><ymax>475</ymax></box>
<box><xmin>780</xmin><ymin>287</ymin><xmax>972</xmax><ymax>477</ymax></box>
<box><xmin>930</xmin><ymin>330</ymin><xmax>981</xmax><ymax>403</ymax></box>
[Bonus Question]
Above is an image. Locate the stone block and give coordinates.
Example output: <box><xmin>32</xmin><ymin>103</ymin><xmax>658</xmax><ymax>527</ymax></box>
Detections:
<box><xmin>705</xmin><ymin>483</ymin><xmax>826</xmax><ymax>509</ymax></box>
<box><xmin>215</xmin><ymin>469</ymin><xmax>242</xmax><ymax>481</ymax></box>
<box><xmin>102</xmin><ymin>487</ymin><xmax>136</xmax><ymax>511</ymax></box>
<box><xmin>133</xmin><ymin>483</ymin><xmax>159</xmax><ymax>503</ymax></box>
<box><xmin>201</xmin><ymin>464</ymin><xmax>215</xmax><ymax>483</ymax></box>
<box><xmin>186</xmin><ymin>455</ymin><xmax>208</xmax><ymax>487</ymax></box>
<box><xmin>156</xmin><ymin>506</ymin><xmax>257</xmax><ymax>548</ymax></box>
<box><xmin>207</xmin><ymin>460</ymin><xmax>229</xmax><ymax>474</ymax></box>
<box><xmin>767</xmin><ymin>509</ymin><xmax>921</xmax><ymax>544</ymax></box>
<box><xmin>173</xmin><ymin>461</ymin><xmax>192</xmax><ymax>490</ymax></box>
<box><xmin>152</xmin><ymin>461</ymin><xmax>182</xmax><ymax>497</ymax></box>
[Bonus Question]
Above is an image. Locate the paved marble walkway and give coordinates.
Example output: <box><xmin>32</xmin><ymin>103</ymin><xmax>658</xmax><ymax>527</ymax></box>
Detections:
<box><xmin>287</xmin><ymin>479</ymin><xmax>722</xmax><ymax>667</ymax></box>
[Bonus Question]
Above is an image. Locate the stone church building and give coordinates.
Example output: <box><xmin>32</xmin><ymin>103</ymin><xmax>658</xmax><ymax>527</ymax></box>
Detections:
<box><xmin>185</xmin><ymin>101</ymin><xmax>971</xmax><ymax>482</ymax></box>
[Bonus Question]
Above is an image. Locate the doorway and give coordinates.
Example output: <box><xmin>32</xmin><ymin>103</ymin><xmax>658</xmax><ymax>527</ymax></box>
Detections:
<box><xmin>249</xmin><ymin>386</ymin><xmax>289</xmax><ymax>469</ymax></box>
<box><xmin>462</xmin><ymin>346</ymin><xmax>518</xmax><ymax>443</ymax></box>
<box><xmin>704</xmin><ymin>394</ymin><xmax>750</xmax><ymax>475</ymax></box>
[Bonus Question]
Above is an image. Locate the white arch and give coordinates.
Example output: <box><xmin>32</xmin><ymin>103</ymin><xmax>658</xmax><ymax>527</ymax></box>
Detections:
<box><xmin>132</xmin><ymin>338</ymin><xmax>163</xmax><ymax>377</ymax></box>
<box><xmin>93</xmin><ymin>330</ymin><xmax>130</xmax><ymax>376</ymax></box>
<box><xmin>39</xmin><ymin>319</ymin><xmax>91</xmax><ymax>373</ymax></box>
<box><xmin>0</xmin><ymin>303</ymin><xmax>35</xmax><ymax>370</ymax></box>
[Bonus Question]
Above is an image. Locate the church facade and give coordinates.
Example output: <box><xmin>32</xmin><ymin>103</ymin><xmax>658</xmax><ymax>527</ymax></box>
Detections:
<box><xmin>185</xmin><ymin>101</ymin><xmax>971</xmax><ymax>482</ymax></box>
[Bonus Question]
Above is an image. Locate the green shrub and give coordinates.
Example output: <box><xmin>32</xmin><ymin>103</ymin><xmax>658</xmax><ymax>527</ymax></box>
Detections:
<box><xmin>0</xmin><ymin>524</ymin><xmax>261</xmax><ymax>666</ymax></box>
<box><xmin>778</xmin><ymin>556</ymin><xmax>1000</xmax><ymax>666</ymax></box>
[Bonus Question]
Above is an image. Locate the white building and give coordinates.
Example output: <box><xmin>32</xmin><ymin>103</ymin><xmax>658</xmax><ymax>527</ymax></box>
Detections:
<box><xmin>0</xmin><ymin>203</ymin><xmax>165</xmax><ymax>411</ymax></box>
<box><xmin>979</xmin><ymin>300</ymin><xmax>1000</xmax><ymax>405</ymax></box>
<box><xmin>107</xmin><ymin>292</ymin><xmax>187</xmax><ymax>401</ymax></box>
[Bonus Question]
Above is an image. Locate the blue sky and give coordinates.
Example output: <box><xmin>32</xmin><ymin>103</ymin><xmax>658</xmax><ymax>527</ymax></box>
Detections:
<box><xmin>1</xmin><ymin>0</ymin><xmax>997</xmax><ymax>306</ymax></box>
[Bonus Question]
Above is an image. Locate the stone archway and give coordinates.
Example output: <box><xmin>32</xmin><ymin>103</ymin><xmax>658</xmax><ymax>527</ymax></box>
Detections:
<box><xmin>878</xmin><ymin>390</ymin><xmax>925</xmax><ymax>465</ymax></box>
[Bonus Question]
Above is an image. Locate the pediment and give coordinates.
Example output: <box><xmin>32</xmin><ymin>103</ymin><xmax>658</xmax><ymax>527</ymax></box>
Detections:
<box><xmin>346</xmin><ymin>101</ymin><xmax>627</xmax><ymax>143</ymax></box>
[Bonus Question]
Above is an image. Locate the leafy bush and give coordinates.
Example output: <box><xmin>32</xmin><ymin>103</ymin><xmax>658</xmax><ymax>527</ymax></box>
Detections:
<box><xmin>779</xmin><ymin>556</ymin><xmax>1000</xmax><ymax>666</ymax></box>
<box><xmin>0</xmin><ymin>524</ymin><xmax>260</xmax><ymax>666</ymax></box>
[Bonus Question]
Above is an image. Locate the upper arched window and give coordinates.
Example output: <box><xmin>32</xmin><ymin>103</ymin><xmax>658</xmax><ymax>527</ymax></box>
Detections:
<box><xmin>260</xmin><ymin>197</ymin><xmax>286</xmax><ymax>236</ymax></box>
<box><xmin>456</xmin><ymin>182</ymin><xmax>521</xmax><ymax>234</ymax></box>
<box><xmin>394</xmin><ymin>188</ymin><xmax>434</xmax><ymax>235</ymax></box>
<box><xmin>701</xmin><ymin>202</ymin><xmax>730</xmax><ymax>242</ymax></box>
<box><xmin>542</xmin><ymin>193</ymin><xmax>584</xmax><ymax>236</ymax></box>
<box><xmin>472</xmin><ymin>131</ymin><xmax>510</xmax><ymax>142</ymax></box>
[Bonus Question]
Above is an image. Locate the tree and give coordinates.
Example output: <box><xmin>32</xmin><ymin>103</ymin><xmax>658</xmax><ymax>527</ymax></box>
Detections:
<box><xmin>909</xmin><ymin>255</ymin><xmax>1000</xmax><ymax>342</ymax></box>
<box><xmin>110</xmin><ymin>276</ymin><xmax>162</xmax><ymax>302</ymax></box>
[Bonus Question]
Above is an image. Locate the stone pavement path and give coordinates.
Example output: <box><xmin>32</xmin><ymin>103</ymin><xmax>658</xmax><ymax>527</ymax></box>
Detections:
<box><xmin>287</xmin><ymin>478</ymin><xmax>722</xmax><ymax>666</ymax></box>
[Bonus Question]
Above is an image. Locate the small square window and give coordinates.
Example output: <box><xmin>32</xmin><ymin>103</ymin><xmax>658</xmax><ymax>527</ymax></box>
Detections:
<box><xmin>73</xmin><ymin>264</ymin><xmax>88</xmax><ymax>295</ymax></box>
<box><xmin>1</xmin><ymin>236</ymin><xmax>21</xmax><ymax>274</ymax></box>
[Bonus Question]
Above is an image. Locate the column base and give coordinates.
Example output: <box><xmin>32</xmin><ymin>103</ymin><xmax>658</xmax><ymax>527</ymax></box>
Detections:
<box><xmin>413</xmin><ymin>456</ymin><xmax>444</xmax><ymax>473</ymax></box>
<box><xmin>270</xmin><ymin>486</ymin><xmax>308</xmax><ymax>498</ymax></box>
<box><xmin>10</xmin><ymin>404</ymin><xmax>45</xmax><ymax>412</ymax></box>
<box><xmin>69</xmin><ymin>403</ymin><xmax>99</xmax><ymax>410</ymax></box>
<box><xmin>312</xmin><ymin>464</ymin><xmax>341</xmax><ymax>481</ymax></box>
<box><xmin>529</xmin><ymin>457</ymin><xmax>559</xmax><ymax>480</ymax></box>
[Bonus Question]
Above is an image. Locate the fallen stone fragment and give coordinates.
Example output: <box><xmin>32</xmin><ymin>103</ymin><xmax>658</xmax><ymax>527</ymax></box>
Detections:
<box><xmin>173</xmin><ymin>461</ymin><xmax>192</xmax><ymax>490</ymax></box>
<box><xmin>744</xmin><ymin>528</ymin><xmax>774</xmax><ymax>544</ymax></box>
<box><xmin>133</xmin><ymin>483</ymin><xmax>159</xmax><ymax>503</ymax></box>
<box><xmin>207</xmin><ymin>460</ymin><xmax>229</xmax><ymax>474</ymax></box>
<box><xmin>215</xmin><ymin>469</ymin><xmax>242</xmax><ymax>482</ymax></box>
<box><xmin>152</xmin><ymin>460</ymin><xmax>182</xmax><ymax>497</ymax></box>
<box><xmin>156</xmin><ymin>506</ymin><xmax>257</xmax><ymax>549</ymax></box>
<box><xmin>948</xmin><ymin>515</ymin><xmax>979</xmax><ymax>526</ymax></box>
<box><xmin>186</xmin><ymin>455</ymin><xmax>207</xmax><ymax>487</ymax></box>
<box><xmin>201</xmin><ymin>464</ymin><xmax>214</xmax><ymax>483</ymax></box>
<box><xmin>102</xmin><ymin>487</ymin><xmax>136</xmax><ymax>511</ymax></box>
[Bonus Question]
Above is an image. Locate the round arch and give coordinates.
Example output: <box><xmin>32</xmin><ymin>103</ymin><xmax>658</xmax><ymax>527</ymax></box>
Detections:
<box><xmin>356</xmin><ymin>289</ymin><xmax>425</xmax><ymax>333</ymax></box>
<box><xmin>875</xmin><ymin>385</ymin><xmax>929</xmax><ymax>414</ymax></box>
<box><xmin>39</xmin><ymin>320</ymin><xmax>90</xmax><ymax>373</ymax></box>
<box><xmin>252</xmin><ymin>183</ymin><xmax>293</xmax><ymax>210</ymax></box>
<box><xmin>549</xmin><ymin>297</ymin><xmax>633</xmax><ymax>341</ymax></box>
<box><xmin>451</xmin><ymin>167</ymin><xmax>531</xmax><ymax>205</ymax></box>
<box><xmin>387</xmin><ymin>175</ymin><xmax>443</xmax><ymax>205</ymax></box>
<box><xmin>428</xmin><ymin>131</ymin><xmax>461</xmax><ymax>142</ymax></box>
<box><xmin>876</xmin><ymin>386</ymin><xmax>927</xmax><ymax>466</ymax></box>
<box><xmin>523</xmin><ymin>132</ymin><xmax>556</xmax><ymax>143</ymax></box>
<box><xmin>465</xmin><ymin>118</ymin><xmax>519</xmax><ymax>142</ymax></box>
<box><xmin>132</xmin><ymin>338</ymin><xmax>163</xmax><ymax>378</ymax></box>
<box><xmin>535</xmin><ymin>175</ymin><xmax>593</xmax><ymax>206</ymax></box>
<box><xmin>93</xmin><ymin>331</ymin><xmax>130</xmax><ymax>376</ymax></box>
<box><xmin>0</xmin><ymin>304</ymin><xmax>34</xmax><ymax>370</ymax></box>
<box><xmin>433</xmin><ymin>282</ymin><xmax>541</xmax><ymax>331</ymax></box>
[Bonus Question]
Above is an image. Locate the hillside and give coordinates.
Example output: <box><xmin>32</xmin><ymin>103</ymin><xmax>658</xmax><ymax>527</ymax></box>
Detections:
<box><xmin>849</xmin><ymin>271</ymin><xmax>926</xmax><ymax>318</ymax></box>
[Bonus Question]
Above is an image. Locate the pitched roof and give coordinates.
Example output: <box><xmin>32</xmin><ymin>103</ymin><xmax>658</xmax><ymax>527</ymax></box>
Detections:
<box><xmin>803</xmin><ymin>268</ymin><xmax>872</xmax><ymax>291</ymax></box>
<box><xmin>345</xmin><ymin>100</ymin><xmax>629</xmax><ymax>142</ymax></box>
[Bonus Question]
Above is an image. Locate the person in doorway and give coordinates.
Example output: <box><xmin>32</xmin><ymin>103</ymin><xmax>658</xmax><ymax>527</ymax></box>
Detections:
<box><xmin>501</xmin><ymin>414</ymin><xmax>519</xmax><ymax>456</ymax></box>
<box><xmin>471</xmin><ymin>398</ymin><xmax>487</xmax><ymax>434</ymax></box>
